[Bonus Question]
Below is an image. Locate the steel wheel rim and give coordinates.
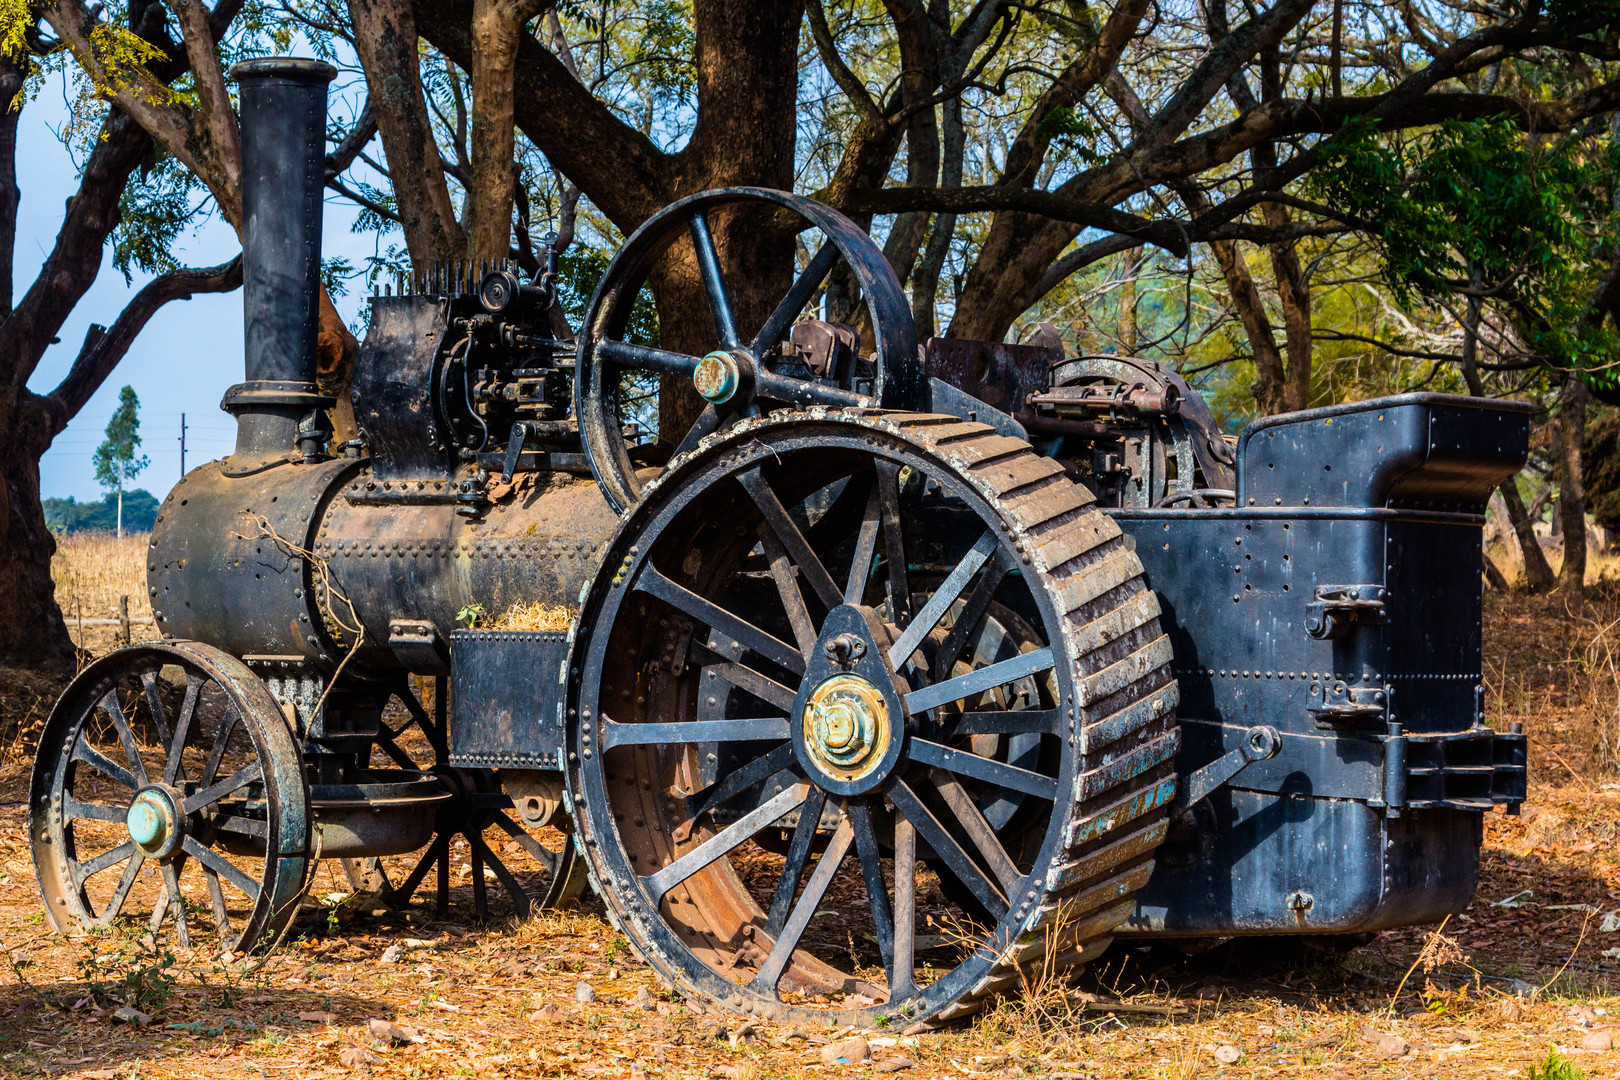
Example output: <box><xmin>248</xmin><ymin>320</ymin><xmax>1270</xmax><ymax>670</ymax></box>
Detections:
<box><xmin>568</xmin><ymin>411</ymin><xmax>1178</xmax><ymax>1024</ymax></box>
<box><xmin>574</xmin><ymin>187</ymin><xmax>918</xmax><ymax>514</ymax></box>
<box><xmin>30</xmin><ymin>642</ymin><xmax>309</xmax><ymax>954</ymax></box>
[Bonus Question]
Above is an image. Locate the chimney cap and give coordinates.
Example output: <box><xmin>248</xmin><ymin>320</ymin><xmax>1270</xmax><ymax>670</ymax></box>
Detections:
<box><xmin>229</xmin><ymin>57</ymin><xmax>337</xmax><ymax>84</ymax></box>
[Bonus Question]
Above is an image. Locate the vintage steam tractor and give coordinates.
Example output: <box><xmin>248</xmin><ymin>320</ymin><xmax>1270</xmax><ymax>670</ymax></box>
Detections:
<box><xmin>31</xmin><ymin>59</ymin><xmax>1530</xmax><ymax>1025</ymax></box>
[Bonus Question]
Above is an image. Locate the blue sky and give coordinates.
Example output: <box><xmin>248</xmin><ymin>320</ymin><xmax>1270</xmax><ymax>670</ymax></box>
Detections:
<box><xmin>21</xmin><ymin>65</ymin><xmax>384</xmax><ymax>502</ymax></box>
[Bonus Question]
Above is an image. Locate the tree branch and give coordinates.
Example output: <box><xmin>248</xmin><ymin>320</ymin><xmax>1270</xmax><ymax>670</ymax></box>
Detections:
<box><xmin>46</xmin><ymin>257</ymin><xmax>243</xmax><ymax>430</ymax></box>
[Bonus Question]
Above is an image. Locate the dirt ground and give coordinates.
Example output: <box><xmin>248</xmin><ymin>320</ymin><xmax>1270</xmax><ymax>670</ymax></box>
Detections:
<box><xmin>0</xmin><ymin>560</ymin><xmax>1615</xmax><ymax>1078</ymax></box>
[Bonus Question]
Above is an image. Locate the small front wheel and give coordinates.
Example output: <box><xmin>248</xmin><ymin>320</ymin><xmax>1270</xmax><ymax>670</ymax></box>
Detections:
<box><xmin>31</xmin><ymin>641</ymin><xmax>310</xmax><ymax>954</ymax></box>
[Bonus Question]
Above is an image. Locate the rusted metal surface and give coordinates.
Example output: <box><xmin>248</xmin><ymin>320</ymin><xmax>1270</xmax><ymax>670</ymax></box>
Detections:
<box><xmin>916</xmin><ymin>337</ymin><xmax>1060</xmax><ymax>417</ymax></box>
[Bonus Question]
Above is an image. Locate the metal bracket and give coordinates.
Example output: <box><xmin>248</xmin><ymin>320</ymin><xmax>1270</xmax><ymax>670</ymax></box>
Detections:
<box><xmin>1304</xmin><ymin>584</ymin><xmax>1388</xmax><ymax>639</ymax></box>
<box><xmin>1307</xmin><ymin>680</ymin><xmax>1388</xmax><ymax>729</ymax></box>
<box><xmin>389</xmin><ymin>618</ymin><xmax>450</xmax><ymax>674</ymax></box>
<box><xmin>1172</xmin><ymin>725</ymin><xmax>1281</xmax><ymax>818</ymax></box>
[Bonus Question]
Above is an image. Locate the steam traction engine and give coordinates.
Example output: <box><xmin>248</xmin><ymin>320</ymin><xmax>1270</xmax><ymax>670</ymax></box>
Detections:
<box><xmin>31</xmin><ymin>59</ymin><xmax>1530</xmax><ymax>1025</ymax></box>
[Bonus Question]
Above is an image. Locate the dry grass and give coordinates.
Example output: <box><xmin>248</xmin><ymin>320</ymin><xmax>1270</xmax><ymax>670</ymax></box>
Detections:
<box><xmin>50</xmin><ymin>531</ymin><xmax>151</xmax><ymax>626</ymax></box>
<box><xmin>489</xmin><ymin>601</ymin><xmax>574</xmax><ymax>632</ymax></box>
<box><xmin>1</xmin><ymin>542</ymin><xmax>1615</xmax><ymax>1077</ymax></box>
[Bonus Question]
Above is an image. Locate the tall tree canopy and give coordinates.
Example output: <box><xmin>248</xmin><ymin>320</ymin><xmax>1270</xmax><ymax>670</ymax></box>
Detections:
<box><xmin>6</xmin><ymin>0</ymin><xmax>1620</xmax><ymax>670</ymax></box>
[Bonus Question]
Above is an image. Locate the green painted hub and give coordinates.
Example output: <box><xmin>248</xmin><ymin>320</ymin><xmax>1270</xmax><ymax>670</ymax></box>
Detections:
<box><xmin>692</xmin><ymin>351</ymin><xmax>741</xmax><ymax>403</ymax></box>
<box><xmin>802</xmin><ymin>674</ymin><xmax>890</xmax><ymax>780</ymax></box>
<box><xmin>126</xmin><ymin>789</ymin><xmax>179</xmax><ymax>856</ymax></box>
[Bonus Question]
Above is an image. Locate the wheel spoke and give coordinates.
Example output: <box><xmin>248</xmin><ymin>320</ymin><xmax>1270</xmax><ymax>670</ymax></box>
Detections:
<box><xmin>470</xmin><ymin>830</ymin><xmax>534</xmax><ymax>917</ymax></box>
<box><xmin>147</xmin><ymin>881</ymin><xmax>171</xmax><ymax>934</ymax></box>
<box><xmin>492</xmin><ymin>812</ymin><xmax>561</xmax><ymax>875</ymax></box>
<box><xmin>601</xmin><ymin>717</ymin><xmax>790</xmax><ymax>749</ymax></box>
<box><xmin>844</xmin><ymin>484</ymin><xmax>882</xmax><ymax>605</ymax></box>
<box><xmin>949</xmin><ymin>709</ymin><xmax>1061</xmax><ymax>736</ymax></box>
<box><xmin>71</xmin><ymin>841</ymin><xmax>136</xmax><ymax>888</ymax></box>
<box><xmin>688</xmin><ymin>210</ymin><xmax>741</xmax><ymax>349</ymax></box>
<box><xmin>598</xmin><ymin>338</ymin><xmax>704</xmax><ymax>378</ymax></box>
<box><xmin>203</xmin><ymin>863</ymin><xmax>233</xmax><ymax>942</ymax></box>
<box><xmin>164</xmin><ymin>674</ymin><xmax>203</xmax><ymax>786</ymax></box>
<box><xmin>886</xmin><ymin>777</ymin><xmax>1007</xmax><ymax>921</ymax></box>
<box><xmin>750</xmin><ymin>818</ymin><xmax>853</xmax><ymax>994</ymax></box>
<box><xmin>753</xmin><ymin>241</ymin><xmax>839</xmax><ymax>354</ymax></box>
<box><xmin>140</xmin><ymin>671</ymin><xmax>174</xmax><ymax>750</ymax></box>
<box><xmin>875</xmin><ymin>461</ymin><xmax>911</xmax><ymax>623</ymax></box>
<box><xmin>469</xmin><ymin>831</ymin><xmax>490</xmax><ymax>918</ymax></box>
<box><xmin>635</xmin><ymin>564</ymin><xmax>804</xmax><ymax>675</ymax></box>
<box><xmin>373</xmin><ymin>731</ymin><xmax>418</xmax><ymax>770</ymax></box>
<box><xmin>737</xmin><ymin>467</ymin><xmax>843</xmax><ymax>610</ymax></box>
<box><xmin>845</xmin><ymin>799</ymin><xmax>894</xmax><ymax>976</ymax></box>
<box><xmin>907</xmin><ymin>738</ymin><xmax>1058</xmax><ymax>801</ymax></box>
<box><xmin>391</xmin><ymin>835</ymin><xmax>446</xmax><ymax>906</ymax></box>
<box><xmin>162</xmin><ymin>859</ymin><xmax>191</xmax><ymax>948</ymax></box>
<box><xmin>673</xmin><ymin>403</ymin><xmax>723</xmax><ymax>459</ymax></box>
<box><xmin>891</xmin><ymin>815</ymin><xmax>917</xmax><ymax>998</ymax></box>
<box><xmin>98</xmin><ymin>690</ymin><xmax>150</xmax><ymax>787</ymax></box>
<box><xmin>931</xmin><ymin>772</ymin><xmax>1025</xmax><ymax>894</ymax></box>
<box><xmin>181</xmin><ymin>835</ymin><xmax>262</xmax><ymax>902</ymax></box>
<box><xmin>703</xmin><ymin>662</ymin><xmax>799</xmax><ymax>713</ymax></box>
<box><xmin>182</xmin><ymin>762</ymin><xmax>263</xmax><ymax>814</ymax></box>
<box><xmin>887</xmin><ymin>530</ymin><xmax>998</xmax><ymax>670</ymax></box>
<box><xmin>688</xmin><ymin>743</ymin><xmax>798</xmax><ymax>822</ymax></box>
<box><xmin>642</xmin><ymin>782</ymin><xmax>809</xmax><ymax>904</ymax></box>
<box><xmin>200</xmin><ymin>706</ymin><xmax>240</xmax><ymax>785</ymax></box>
<box><xmin>902</xmin><ymin>648</ymin><xmax>1055</xmax><ymax>716</ymax></box>
<box><xmin>71</xmin><ymin>740</ymin><xmax>138</xmax><ymax>791</ymax></box>
<box><xmin>931</xmin><ymin>553</ymin><xmax>1012</xmax><ymax>683</ymax></box>
<box><xmin>63</xmin><ymin>795</ymin><xmax>127</xmax><ymax>823</ymax></box>
<box><xmin>752</xmin><ymin>370</ymin><xmax>872</xmax><ymax>408</ymax></box>
<box><xmin>763</xmin><ymin>785</ymin><xmax>828</xmax><ymax>937</ymax></box>
<box><xmin>757</xmin><ymin>527</ymin><xmax>818</xmax><ymax>658</ymax></box>
<box><xmin>97</xmin><ymin>853</ymin><xmax>145</xmax><ymax>925</ymax></box>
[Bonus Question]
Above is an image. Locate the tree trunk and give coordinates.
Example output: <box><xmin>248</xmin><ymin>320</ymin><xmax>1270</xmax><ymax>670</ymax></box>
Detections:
<box><xmin>467</xmin><ymin>0</ymin><xmax>551</xmax><ymax>266</ymax></box>
<box><xmin>1558</xmin><ymin>376</ymin><xmax>1589</xmax><ymax>596</ymax></box>
<box><xmin>0</xmin><ymin>60</ymin><xmax>21</xmax><ymax>318</ymax></box>
<box><xmin>1499</xmin><ymin>478</ymin><xmax>1557</xmax><ymax>592</ymax></box>
<box><xmin>116</xmin><ymin>458</ymin><xmax>124</xmax><ymax>540</ymax></box>
<box><xmin>350</xmin><ymin>0</ymin><xmax>466</xmax><ymax>268</ymax></box>
<box><xmin>0</xmin><ymin>395</ymin><xmax>76</xmax><ymax>671</ymax></box>
<box><xmin>1117</xmin><ymin>246</ymin><xmax>1141</xmax><ymax>352</ymax></box>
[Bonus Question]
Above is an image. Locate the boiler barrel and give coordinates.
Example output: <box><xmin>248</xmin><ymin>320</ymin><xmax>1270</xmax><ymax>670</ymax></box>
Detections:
<box><xmin>148</xmin><ymin>462</ymin><xmax>617</xmax><ymax>672</ymax></box>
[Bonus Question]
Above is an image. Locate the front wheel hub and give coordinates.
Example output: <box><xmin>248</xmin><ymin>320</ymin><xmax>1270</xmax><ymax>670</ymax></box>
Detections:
<box><xmin>127</xmin><ymin>786</ymin><xmax>183</xmax><ymax>860</ymax></box>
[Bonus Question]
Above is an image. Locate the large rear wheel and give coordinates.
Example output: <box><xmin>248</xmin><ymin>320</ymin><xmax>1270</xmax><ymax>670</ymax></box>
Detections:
<box><xmin>566</xmin><ymin>410</ymin><xmax>1180</xmax><ymax>1025</ymax></box>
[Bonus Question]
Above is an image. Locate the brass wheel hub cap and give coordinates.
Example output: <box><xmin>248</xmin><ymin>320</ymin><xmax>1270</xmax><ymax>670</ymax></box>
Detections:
<box><xmin>802</xmin><ymin>674</ymin><xmax>890</xmax><ymax>782</ymax></box>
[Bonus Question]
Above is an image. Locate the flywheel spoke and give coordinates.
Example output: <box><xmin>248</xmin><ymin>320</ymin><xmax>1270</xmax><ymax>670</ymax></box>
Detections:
<box><xmin>598</xmin><ymin>339</ymin><xmax>703</xmax><ymax>378</ymax></box>
<box><xmin>845</xmin><ymin>484</ymin><xmax>882</xmax><ymax>605</ymax></box>
<box><xmin>70</xmin><ymin>741</ymin><xmax>138</xmax><ymax>792</ymax></box>
<box><xmin>601</xmin><ymin>717</ymin><xmax>790</xmax><ymax>749</ymax></box>
<box><xmin>907</xmin><ymin>738</ymin><xmax>1057</xmax><ymax>800</ymax></box>
<box><xmin>163</xmin><ymin>674</ymin><xmax>204</xmax><ymax>785</ymax></box>
<box><xmin>71</xmin><ymin>841</ymin><xmax>136</xmax><ymax>888</ymax></box>
<box><xmin>98</xmin><ymin>690</ymin><xmax>150</xmax><ymax>787</ymax></box>
<box><xmin>752</xmin><ymin>241</ymin><xmax>839</xmax><ymax>354</ymax></box>
<box><xmin>846</xmin><ymin>799</ymin><xmax>895</xmax><ymax>975</ymax></box>
<box><xmin>140</xmin><ymin>671</ymin><xmax>174</xmax><ymax>750</ymax></box>
<box><xmin>688</xmin><ymin>210</ymin><xmax>741</xmax><ymax>349</ymax></box>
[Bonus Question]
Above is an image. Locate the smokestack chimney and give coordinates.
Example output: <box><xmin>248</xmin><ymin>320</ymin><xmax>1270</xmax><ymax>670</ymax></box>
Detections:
<box><xmin>222</xmin><ymin>58</ymin><xmax>337</xmax><ymax>469</ymax></box>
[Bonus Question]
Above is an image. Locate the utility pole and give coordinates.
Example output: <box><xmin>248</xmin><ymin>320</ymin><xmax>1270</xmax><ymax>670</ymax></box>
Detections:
<box><xmin>179</xmin><ymin>412</ymin><xmax>187</xmax><ymax>477</ymax></box>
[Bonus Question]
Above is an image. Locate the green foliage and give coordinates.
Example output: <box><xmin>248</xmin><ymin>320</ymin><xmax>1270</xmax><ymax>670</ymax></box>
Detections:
<box><xmin>1528</xmin><ymin>1049</ymin><xmax>1590</xmax><ymax>1080</ymax></box>
<box><xmin>556</xmin><ymin>243</ymin><xmax>659</xmax><ymax>346</ymax></box>
<box><xmin>44</xmin><ymin>489</ymin><xmax>159</xmax><ymax>533</ymax></box>
<box><xmin>1038</xmin><ymin>107</ymin><xmax>1110</xmax><ymax>167</ymax></box>
<box><xmin>92</xmin><ymin>385</ymin><xmax>150</xmax><ymax>495</ymax></box>
<box><xmin>74</xmin><ymin>928</ymin><xmax>179</xmax><ymax>1012</ymax></box>
<box><xmin>456</xmin><ymin>603</ymin><xmax>485</xmax><ymax>629</ymax></box>
<box><xmin>1310</xmin><ymin>117</ymin><xmax>1619</xmax><ymax>389</ymax></box>
<box><xmin>111</xmin><ymin>156</ymin><xmax>203</xmax><ymax>282</ymax></box>
<box><xmin>321</xmin><ymin>256</ymin><xmax>357</xmax><ymax>298</ymax></box>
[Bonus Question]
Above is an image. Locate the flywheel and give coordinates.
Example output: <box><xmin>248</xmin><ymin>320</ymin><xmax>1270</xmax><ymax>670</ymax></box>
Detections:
<box><xmin>565</xmin><ymin>409</ymin><xmax>1180</xmax><ymax>1025</ymax></box>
